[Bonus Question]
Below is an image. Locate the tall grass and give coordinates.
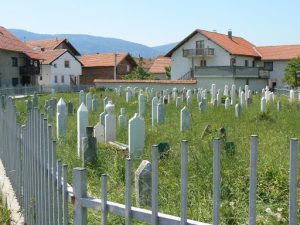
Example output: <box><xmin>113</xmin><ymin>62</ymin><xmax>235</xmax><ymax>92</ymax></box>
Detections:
<box><xmin>15</xmin><ymin>90</ymin><xmax>300</xmax><ymax>225</ymax></box>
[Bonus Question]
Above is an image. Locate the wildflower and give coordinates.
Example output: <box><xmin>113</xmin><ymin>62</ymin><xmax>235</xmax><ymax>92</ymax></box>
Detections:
<box><xmin>274</xmin><ymin>212</ymin><xmax>282</xmax><ymax>221</ymax></box>
<box><xmin>265</xmin><ymin>208</ymin><xmax>272</xmax><ymax>214</ymax></box>
<box><xmin>277</xmin><ymin>208</ymin><xmax>283</xmax><ymax>212</ymax></box>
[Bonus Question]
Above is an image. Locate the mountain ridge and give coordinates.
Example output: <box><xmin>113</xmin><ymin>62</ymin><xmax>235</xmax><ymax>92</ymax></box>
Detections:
<box><xmin>9</xmin><ymin>29</ymin><xmax>177</xmax><ymax>58</ymax></box>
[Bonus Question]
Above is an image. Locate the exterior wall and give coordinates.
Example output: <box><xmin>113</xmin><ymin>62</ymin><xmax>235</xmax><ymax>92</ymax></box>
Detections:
<box><xmin>195</xmin><ymin>77</ymin><xmax>267</xmax><ymax>91</ymax></box>
<box><xmin>80</xmin><ymin>58</ymin><xmax>136</xmax><ymax>84</ymax></box>
<box><xmin>170</xmin><ymin>32</ymin><xmax>257</xmax><ymax>80</ymax></box>
<box><xmin>94</xmin><ymin>80</ymin><xmax>197</xmax><ymax>91</ymax></box>
<box><xmin>0</xmin><ymin>49</ymin><xmax>24</xmax><ymax>87</ymax></box>
<box><xmin>38</xmin><ymin>52</ymin><xmax>82</xmax><ymax>86</ymax></box>
<box><xmin>267</xmin><ymin>60</ymin><xmax>288</xmax><ymax>88</ymax></box>
<box><xmin>56</xmin><ymin>42</ymin><xmax>79</xmax><ymax>56</ymax></box>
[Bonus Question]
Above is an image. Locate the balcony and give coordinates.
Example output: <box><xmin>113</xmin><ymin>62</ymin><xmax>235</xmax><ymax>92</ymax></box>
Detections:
<box><xmin>20</xmin><ymin>66</ymin><xmax>40</xmax><ymax>75</ymax></box>
<box><xmin>194</xmin><ymin>66</ymin><xmax>270</xmax><ymax>78</ymax></box>
<box><xmin>183</xmin><ymin>48</ymin><xmax>215</xmax><ymax>57</ymax></box>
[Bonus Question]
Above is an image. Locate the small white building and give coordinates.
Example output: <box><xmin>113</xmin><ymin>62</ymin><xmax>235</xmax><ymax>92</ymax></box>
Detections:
<box><xmin>256</xmin><ymin>45</ymin><xmax>300</xmax><ymax>88</ymax></box>
<box><xmin>166</xmin><ymin>29</ymin><xmax>269</xmax><ymax>91</ymax></box>
<box><xmin>37</xmin><ymin>49</ymin><xmax>82</xmax><ymax>86</ymax></box>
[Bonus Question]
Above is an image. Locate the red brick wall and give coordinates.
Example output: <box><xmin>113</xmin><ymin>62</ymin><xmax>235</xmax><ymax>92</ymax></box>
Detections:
<box><xmin>80</xmin><ymin>59</ymin><xmax>136</xmax><ymax>84</ymax></box>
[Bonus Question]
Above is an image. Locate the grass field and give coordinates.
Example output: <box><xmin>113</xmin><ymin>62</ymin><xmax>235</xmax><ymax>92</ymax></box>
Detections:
<box><xmin>0</xmin><ymin>192</ymin><xmax>11</xmax><ymax>225</ymax></box>
<box><xmin>15</xmin><ymin>89</ymin><xmax>300</xmax><ymax>225</ymax></box>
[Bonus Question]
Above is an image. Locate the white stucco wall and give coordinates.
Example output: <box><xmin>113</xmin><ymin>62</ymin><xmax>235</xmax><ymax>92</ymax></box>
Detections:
<box><xmin>0</xmin><ymin>49</ymin><xmax>24</xmax><ymax>87</ymax></box>
<box><xmin>269</xmin><ymin>60</ymin><xmax>288</xmax><ymax>88</ymax></box>
<box><xmin>170</xmin><ymin>32</ymin><xmax>257</xmax><ymax>80</ymax></box>
<box><xmin>38</xmin><ymin>51</ymin><xmax>82</xmax><ymax>86</ymax></box>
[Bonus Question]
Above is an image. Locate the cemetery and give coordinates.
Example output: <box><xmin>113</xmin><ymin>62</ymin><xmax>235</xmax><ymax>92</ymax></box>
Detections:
<box><xmin>2</xmin><ymin>84</ymin><xmax>300</xmax><ymax>224</ymax></box>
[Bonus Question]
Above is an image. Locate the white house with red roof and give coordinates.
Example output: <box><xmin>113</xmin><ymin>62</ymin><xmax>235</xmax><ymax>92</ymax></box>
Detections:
<box><xmin>166</xmin><ymin>29</ymin><xmax>269</xmax><ymax>90</ymax></box>
<box><xmin>0</xmin><ymin>26</ymin><xmax>41</xmax><ymax>87</ymax></box>
<box><xmin>26</xmin><ymin>38</ymin><xmax>82</xmax><ymax>86</ymax></box>
<box><xmin>166</xmin><ymin>29</ymin><xmax>300</xmax><ymax>90</ymax></box>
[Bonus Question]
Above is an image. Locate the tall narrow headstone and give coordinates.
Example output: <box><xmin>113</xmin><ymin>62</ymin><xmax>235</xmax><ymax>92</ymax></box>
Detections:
<box><xmin>33</xmin><ymin>92</ymin><xmax>39</xmax><ymax>108</ymax></box>
<box><xmin>86</xmin><ymin>93</ymin><xmax>92</xmax><ymax>111</ymax></box>
<box><xmin>99</xmin><ymin>110</ymin><xmax>107</xmax><ymax>127</ymax></box>
<box><xmin>92</xmin><ymin>95</ymin><xmax>98</xmax><ymax>112</ymax></box>
<box><xmin>139</xmin><ymin>93</ymin><xmax>145</xmax><ymax>117</ymax></box>
<box><xmin>211</xmin><ymin>84</ymin><xmax>216</xmax><ymax>103</ymax></box>
<box><xmin>129</xmin><ymin>113</ymin><xmax>145</xmax><ymax>157</ymax></box>
<box><xmin>79</xmin><ymin>90</ymin><xmax>85</xmax><ymax>104</ymax></box>
<box><xmin>67</xmin><ymin>101</ymin><xmax>73</xmax><ymax>115</ymax></box>
<box><xmin>157</xmin><ymin>102</ymin><xmax>164</xmax><ymax>124</ymax></box>
<box><xmin>176</xmin><ymin>96</ymin><xmax>181</xmax><ymax>107</ymax></box>
<box><xmin>277</xmin><ymin>100</ymin><xmax>282</xmax><ymax>111</ymax></box>
<box><xmin>82</xmin><ymin>126</ymin><xmax>97</xmax><ymax>165</ymax></box>
<box><xmin>103</xmin><ymin>96</ymin><xmax>109</xmax><ymax>109</ymax></box>
<box><xmin>290</xmin><ymin>89</ymin><xmax>295</xmax><ymax>102</ymax></box>
<box><xmin>47</xmin><ymin>105</ymin><xmax>53</xmax><ymax>122</ymax></box>
<box><xmin>240</xmin><ymin>91</ymin><xmax>245</xmax><ymax>106</ymax></box>
<box><xmin>186</xmin><ymin>96</ymin><xmax>191</xmax><ymax>106</ymax></box>
<box><xmin>261</xmin><ymin>97</ymin><xmax>266</xmax><ymax>113</ymax></box>
<box><xmin>235</xmin><ymin>104</ymin><xmax>241</xmax><ymax>118</ymax></box>
<box><xmin>118</xmin><ymin>108</ymin><xmax>127</xmax><ymax>129</ymax></box>
<box><xmin>77</xmin><ymin>103</ymin><xmax>88</xmax><ymax>156</ymax></box>
<box><xmin>104</xmin><ymin>101</ymin><xmax>116</xmax><ymax>143</ymax></box>
<box><xmin>224</xmin><ymin>97</ymin><xmax>230</xmax><ymax>109</ymax></box>
<box><xmin>94</xmin><ymin>122</ymin><xmax>105</xmax><ymax>143</ymax></box>
<box><xmin>135</xmin><ymin>160</ymin><xmax>152</xmax><ymax>207</ymax></box>
<box><xmin>126</xmin><ymin>90</ymin><xmax>132</xmax><ymax>102</ymax></box>
<box><xmin>152</xmin><ymin>97</ymin><xmax>158</xmax><ymax>126</ymax></box>
<box><xmin>180</xmin><ymin>106</ymin><xmax>190</xmax><ymax>132</ymax></box>
<box><xmin>223</xmin><ymin>85</ymin><xmax>229</xmax><ymax>96</ymax></box>
<box><xmin>57</xmin><ymin>98</ymin><xmax>67</xmax><ymax>139</ymax></box>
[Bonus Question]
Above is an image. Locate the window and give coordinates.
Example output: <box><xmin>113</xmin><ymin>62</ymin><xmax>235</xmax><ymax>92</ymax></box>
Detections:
<box><xmin>61</xmin><ymin>75</ymin><xmax>64</xmax><ymax>83</ymax></box>
<box><xmin>200</xmin><ymin>59</ymin><xmax>206</xmax><ymax>67</ymax></box>
<box><xmin>12</xmin><ymin>57</ymin><xmax>18</xmax><ymax>67</ymax></box>
<box><xmin>126</xmin><ymin>65</ymin><xmax>131</xmax><ymax>72</ymax></box>
<box><xmin>230</xmin><ymin>58</ymin><xmax>236</xmax><ymax>66</ymax></box>
<box><xmin>245</xmin><ymin>60</ymin><xmax>249</xmax><ymax>67</ymax></box>
<box><xmin>64</xmin><ymin>60</ymin><xmax>70</xmax><ymax>68</ymax></box>
<box><xmin>12</xmin><ymin>78</ymin><xmax>18</xmax><ymax>86</ymax></box>
<box><xmin>53</xmin><ymin>63</ymin><xmax>57</xmax><ymax>68</ymax></box>
<box><xmin>54</xmin><ymin>76</ymin><xmax>58</xmax><ymax>83</ymax></box>
<box><xmin>264</xmin><ymin>62</ymin><xmax>273</xmax><ymax>71</ymax></box>
<box><xmin>196</xmin><ymin>40</ymin><xmax>205</xmax><ymax>49</ymax></box>
<box><xmin>252</xmin><ymin>60</ymin><xmax>255</xmax><ymax>67</ymax></box>
<box><xmin>40</xmin><ymin>76</ymin><xmax>43</xmax><ymax>81</ymax></box>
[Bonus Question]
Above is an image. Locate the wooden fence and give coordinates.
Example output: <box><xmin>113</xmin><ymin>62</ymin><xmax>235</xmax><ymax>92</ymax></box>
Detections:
<box><xmin>0</xmin><ymin>95</ymin><xmax>298</xmax><ymax>225</ymax></box>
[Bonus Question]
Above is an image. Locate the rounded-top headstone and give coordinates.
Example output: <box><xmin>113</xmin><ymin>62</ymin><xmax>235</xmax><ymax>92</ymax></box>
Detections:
<box><xmin>105</xmin><ymin>101</ymin><xmax>115</xmax><ymax>115</ymax></box>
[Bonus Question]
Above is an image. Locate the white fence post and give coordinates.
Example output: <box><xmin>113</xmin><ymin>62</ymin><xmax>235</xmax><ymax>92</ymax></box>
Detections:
<box><xmin>63</xmin><ymin>164</ymin><xmax>69</xmax><ymax>225</ymax></box>
<box><xmin>213</xmin><ymin>138</ymin><xmax>221</xmax><ymax>225</ymax></box>
<box><xmin>180</xmin><ymin>140</ymin><xmax>188</xmax><ymax>225</ymax></box>
<box><xmin>249</xmin><ymin>135</ymin><xmax>258</xmax><ymax>225</ymax></box>
<box><xmin>152</xmin><ymin>145</ymin><xmax>159</xmax><ymax>225</ymax></box>
<box><xmin>289</xmin><ymin>138</ymin><xmax>298</xmax><ymax>225</ymax></box>
<box><xmin>73</xmin><ymin>168</ymin><xmax>88</xmax><ymax>225</ymax></box>
<box><xmin>125</xmin><ymin>158</ymin><xmax>132</xmax><ymax>225</ymax></box>
<box><xmin>101</xmin><ymin>174</ymin><xmax>108</xmax><ymax>225</ymax></box>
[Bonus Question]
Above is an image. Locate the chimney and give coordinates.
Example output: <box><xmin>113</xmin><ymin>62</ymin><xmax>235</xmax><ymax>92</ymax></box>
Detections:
<box><xmin>228</xmin><ymin>30</ymin><xmax>232</xmax><ymax>40</ymax></box>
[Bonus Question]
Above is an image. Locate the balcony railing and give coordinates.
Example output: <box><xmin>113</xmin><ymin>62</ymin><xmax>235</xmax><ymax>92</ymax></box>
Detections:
<box><xmin>183</xmin><ymin>48</ymin><xmax>215</xmax><ymax>57</ymax></box>
<box><xmin>20</xmin><ymin>66</ymin><xmax>40</xmax><ymax>75</ymax></box>
<box><xmin>194</xmin><ymin>66</ymin><xmax>270</xmax><ymax>78</ymax></box>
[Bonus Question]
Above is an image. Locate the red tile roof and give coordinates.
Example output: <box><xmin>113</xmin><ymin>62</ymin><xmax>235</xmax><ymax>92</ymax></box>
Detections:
<box><xmin>26</xmin><ymin>38</ymin><xmax>65</xmax><ymax>51</ymax></box>
<box><xmin>38</xmin><ymin>49</ymin><xmax>67</xmax><ymax>64</ymax></box>
<box><xmin>80</xmin><ymin>52</ymin><xmax>134</xmax><ymax>67</ymax></box>
<box><xmin>256</xmin><ymin>45</ymin><xmax>300</xmax><ymax>60</ymax></box>
<box><xmin>0</xmin><ymin>26</ymin><xmax>42</xmax><ymax>59</ymax></box>
<box><xmin>166</xmin><ymin>29</ymin><xmax>260</xmax><ymax>57</ymax></box>
<box><xmin>200</xmin><ymin>30</ymin><xmax>259</xmax><ymax>57</ymax></box>
<box><xmin>149</xmin><ymin>56</ymin><xmax>171</xmax><ymax>74</ymax></box>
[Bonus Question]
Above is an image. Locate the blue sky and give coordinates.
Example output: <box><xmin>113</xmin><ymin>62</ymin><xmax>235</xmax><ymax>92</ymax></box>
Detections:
<box><xmin>1</xmin><ymin>0</ymin><xmax>300</xmax><ymax>47</ymax></box>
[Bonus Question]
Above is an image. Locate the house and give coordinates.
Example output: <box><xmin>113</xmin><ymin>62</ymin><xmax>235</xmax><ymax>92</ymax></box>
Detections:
<box><xmin>0</xmin><ymin>26</ymin><xmax>41</xmax><ymax>87</ymax></box>
<box><xmin>36</xmin><ymin>49</ymin><xmax>82</xmax><ymax>86</ymax></box>
<box><xmin>26</xmin><ymin>38</ymin><xmax>82</xmax><ymax>86</ymax></box>
<box><xmin>255</xmin><ymin>45</ymin><xmax>300</xmax><ymax>88</ymax></box>
<box><xmin>79</xmin><ymin>52</ymin><xmax>137</xmax><ymax>84</ymax></box>
<box><xmin>26</xmin><ymin>38</ymin><xmax>80</xmax><ymax>56</ymax></box>
<box><xmin>149</xmin><ymin>56</ymin><xmax>171</xmax><ymax>80</ymax></box>
<box><xmin>166</xmin><ymin>29</ymin><xmax>269</xmax><ymax>90</ymax></box>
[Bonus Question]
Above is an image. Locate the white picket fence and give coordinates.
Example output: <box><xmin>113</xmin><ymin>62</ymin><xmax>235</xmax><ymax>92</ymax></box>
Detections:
<box><xmin>0</xmin><ymin>95</ymin><xmax>298</xmax><ymax>225</ymax></box>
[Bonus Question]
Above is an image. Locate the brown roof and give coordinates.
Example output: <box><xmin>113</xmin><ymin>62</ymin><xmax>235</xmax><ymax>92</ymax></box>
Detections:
<box><xmin>80</xmin><ymin>52</ymin><xmax>136</xmax><ymax>67</ymax></box>
<box><xmin>149</xmin><ymin>56</ymin><xmax>171</xmax><ymax>74</ymax></box>
<box><xmin>166</xmin><ymin>29</ymin><xmax>260</xmax><ymax>57</ymax></box>
<box><xmin>256</xmin><ymin>45</ymin><xmax>300</xmax><ymax>61</ymax></box>
<box><xmin>26</xmin><ymin>38</ymin><xmax>65</xmax><ymax>51</ymax></box>
<box><xmin>0</xmin><ymin>26</ymin><xmax>42</xmax><ymax>59</ymax></box>
<box><xmin>94</xmin><ymin>79</ymin><xmax>197</xmax><ymax>84</ymax></box>
<box><xmin>39</xmin><ymin>49</ymin><xmax>67</xmax><ymax>64</ymax></box>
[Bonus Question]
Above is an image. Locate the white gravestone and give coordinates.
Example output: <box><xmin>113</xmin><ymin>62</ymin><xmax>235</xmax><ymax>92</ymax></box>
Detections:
<box><xmin>77</xmin><ymin>103</ymin><xmax>88</xmax><ymax>156</ymax></box>
<box><xmin>135</xmin><ymin>160</ymin><xmax>152</xmax><ymax>207</ymax></box>
<box><xmin>129</xmin><ymin>113</ymin><xmax>145</xmax><ymax>158</ymax></box>
<box><xmin>118</xmin><ymin>108</ymin><xmax>127</xmax><ymax>129</ymax></box>
<box><xmin>261</xmin><ymin>97</ymin><xmax>266</xmax><ymax>113</ymax></box>
<box><xmin>176</xmin><ymin>96</ymin><xmax>181</xmax><ymax>107</ymax></box>
<box><xmin>104</xmin><ymin>101</ymin><xmax>116</xmax><ymax>143</ymax></box>
<box><xmin>86</xmin><ymin>93</ymin><xmax>92</xmax><ymax>111</ymax></box>
<box><xmin>235</xmin><ymin>104</ymin><xmax>241</xmax><ymax>118</ymax></box>
<box><xmin>57</xmin><ymin>98</ymin><xmax>67</xmax><ymax>139</ymax></box>
<box><xmin>79</xmin><ymin>90</ymin><xmax>85</xmax><ymax>104</ymax></box>
<box><xmin>152</xmin><ymin>97</ymin><xmax>158</xmax><ymax>126</ymax></box>
<box><xmin>94</xmin><ymin>122</ymin><xmax>105</xmax><ymax>143</ymax></box>
<box><xmin>157</xmin><ymin>102</ymin><xmax>164</xmax><ymax>124</ymax></box>
<box><xmin>180</xmin><ymin>106</ymin><xmax>190</xmax><ymax>132</ymax></box>
<box><xmin>139</xmin><ymin>93</ymin><xmax>145</xmax><ymax>117</ymax></box>
<box><xmin>224</xmin><ymin>97</ymin><xmax>230</xmax><ymax>109</ymax></box>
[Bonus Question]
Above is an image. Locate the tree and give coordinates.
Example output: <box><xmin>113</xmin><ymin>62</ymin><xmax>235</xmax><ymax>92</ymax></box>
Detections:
<box><xmin>283</xmin><ymin>56</ymin><xmax>300</xmax><ymax>87</ymax></box>
<box><xmin>165</xmin><ymin>66</ymin><xmax>171</xmax><ymax>79</ymax></box>
<box><xmin>125</xmin><ymin>61</ymin><xmax>154</xmax><ymax>80</ymax></box>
